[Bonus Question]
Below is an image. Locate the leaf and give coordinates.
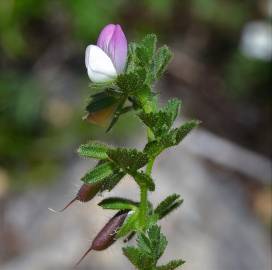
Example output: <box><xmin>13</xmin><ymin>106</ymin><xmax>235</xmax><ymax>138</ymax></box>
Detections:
<box><xmin>81</xmin><ymin>161</ymin><xmax>115</xmax><ymax>184</ymax></box>
<box><xmin>107</xmin><ymin>148</ymin><xmax>148</xmax><ymax>171</ymax></box>
<box><xmin>116</xmin><ymin>72</ymin><xmax>144</xmax><ymax>94</ymax></box>
<box><xmin>153</xmin><ymin>45</ymin><xmax>173</xmax><ymax>79</ymax></box>
<box><xmin>162</xmin><ymin>99</ymin><xmax>181</xmax><ymax>125</ymax></box>
<box><xmin>137</xmin><ymin>225</ymin><xmax>167</xmax><ymax>261</ymax></box>
<box><xmin>117</xmin><ymin>210</ymin><xmax>139</xmax><ymax>238</ymax></box>
<box><xmin>136</xmin><ymin>34</ymin><xmax>157</xmax><ymax>67</ymax></box>
<box><xmin>85</xmin><ymin>91</ymin><xmax>118</xmax><ymax>114</ymax></box>
<box><xmin>154</xmin><ymin>194</ymin><xmax>183</xmax><ymax>219</ymax></box>
<box><xmin>77</xmin><ymin>141</ymin><xmax>110</xmax><ymax>160</ymax></box>
<box><xmin>100</xmin><ymin>171</ymin><xmax>126</xmax><ymax>191</ymax></box>
<box><xmin>163</xmin><ymin>120</ymin><xmax>199</xmax><ymax>147</ymax></box>
<box><xmin>138</xmin><ymin>111</ymin><xmax>172</xmax><ymax>137</ymax></box>
<box><xmin>123</xmin><ymin>246</ymin><xmax>153</xmax><ymax>270</ymax></box>
<box><xmin>134</xmin><ymin>171</ymin><xmax>155</xmax><ymax>191</ymax></box>
<box><xmin>156</xmin><ymin>260</ymin><xmax>185</xmax><ymax>270</ymax></box>
<box><xmin>144</xmin><ymin>140</ymin><xmax>163</xmax><ymax>158</ymax></box>
<box><xmin>99</xmin><ymin>197</ymin><xmax>138</xmax><ymax>210</ymax></box>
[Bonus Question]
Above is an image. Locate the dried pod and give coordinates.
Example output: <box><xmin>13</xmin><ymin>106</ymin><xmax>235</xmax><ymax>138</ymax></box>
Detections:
<box><xmin>75</xmin><ymin>210</ymin><xmax>129</xmax><ymax>267</ymax></box>
<box><xmin>59</xmin><ymin>183</ymin><xmax>101</xmax><ymax>212</ymax></box>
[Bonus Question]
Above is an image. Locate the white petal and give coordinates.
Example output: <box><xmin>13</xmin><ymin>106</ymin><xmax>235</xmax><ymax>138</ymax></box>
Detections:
<box><xmin>85</xmin><ymin>45</ymin><xmax>117</xmax><ymax>82</ymax></box>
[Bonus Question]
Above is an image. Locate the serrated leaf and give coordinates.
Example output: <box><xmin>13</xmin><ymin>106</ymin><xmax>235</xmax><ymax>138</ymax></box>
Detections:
<box><xmin>155</xmin><ymin>194</ymin><xmax>183</xmax><ymax>219</ymax></box>
<box><xmin>77</xmin><ymin>141</ymin><xmax>110</xmax><ymax>160</ymax></box>
<box><xmin>134</xmin><ymin>171</ymin><xmax>155</xmax><ymax>191</ymax></box>
<box><xmin>136</xmin><ymin>34</ymin><xmax>157</xmax><ymax>66</ymax></box>
<box><xmin>153</xmin><ymin>45</ymin><xmax>173</xmax><ymax>79</ymax></box>
<box><xmin>144</xmin><ymin>140</ymin><xmax>164</xmax><ymax>158</ymax></box>
<box><xmin>117</xmin><ymin>72</ymin><xmax>144</xmax><ymax>94</ymax></box>
<box><xmin>123</xmin><ymin>246</ymin><xmax>153</xmax><ymax>270</ymax></box>
<box><xmin>163</xmin><ymin>120</ymin><xmax>199</xmax><ymax>147</ymax></box>
<box><xmin>137</xmin><ymin>225</ymin><xmax>167</xmax><ymax>261</ymax></box>
<box><xmin>107</xmin><ymin>148</ymin><xmax>148</xmax><ymax>171</ymax></box>
<box><xmin>100</xmin><ymin>171</ymin><xmax>126</xmax><ymax>191</ymax></box>
<box><xmin>99</xmin><ymin>197</ymin><xmax>138</xmax><ymax>210</ymax></box>
<box><xmin>163</xmin><ymin>99</ymin><xmax>181</xmax><ymax>125</ymax></box>
<box><xmin>81</xmin><ymin>161</ymin><xmax>115</xmax><ymax>184</ymax></box>
<box><xmin>156</xmin><ymin>259</ymin><xmax>185</xmax><ymax>270</ymax></box>
<box><xmin>117</xmin><ymin>211</ymin><xmax>138</xmax><ymax>238</ymax></box>
<box><xmin>138</xmin><ymin>111</ymin><xmax>172</xmax><ymax>137</ymax></box>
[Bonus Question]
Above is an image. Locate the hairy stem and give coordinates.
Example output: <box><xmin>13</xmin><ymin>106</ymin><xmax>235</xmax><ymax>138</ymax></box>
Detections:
<box><xmin>139</xmin><ymin>127</ymin><xmax>155</xmax><ymax>230</ymax></box>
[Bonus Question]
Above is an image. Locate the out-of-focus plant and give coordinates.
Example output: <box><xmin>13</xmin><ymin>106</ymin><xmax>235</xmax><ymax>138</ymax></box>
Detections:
<box><xmin>62</xmin><ymin>24</ymin><xmax>199</xmax><ymax>269</ymax></box>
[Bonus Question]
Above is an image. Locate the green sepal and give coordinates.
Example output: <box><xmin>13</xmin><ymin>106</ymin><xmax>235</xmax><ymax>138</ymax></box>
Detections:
<box><xmin>98</xmin><ymin>197</ymin><xmax>138</xmax><ymax>210</ymax></box>
<box><xmin>77</xmin><ymin>141</ymin><xmax>110</xmax><ymax>160</ymax></box>
<box><xmin>81</xmin><ymin>161</ymin><xmax>115</xmax><ymax>184</ymax></box>
<box><xmin>155</xmin><ymin>194</ymin><xmax>183</xmax><ymax>220</ymax></box>
<box><xmin>107</xmin><ymin>148</ymin><xmax>148</xmax><ymax>171</ymax></box>
<box><xmin>117</xmin><ymin>210</ymin><xmax>139</xmax><ymax>238</ymax></box>
<box><xmin>156</xmin><ymin>260</ymin><xmax>185</xmax><ymax>270</ymax></box>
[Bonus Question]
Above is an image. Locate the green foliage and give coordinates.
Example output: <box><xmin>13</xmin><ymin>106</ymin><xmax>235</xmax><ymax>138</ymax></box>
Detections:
<box><xmin>117</xmin><ymin>210</ymin><xmax>139</xmax><ymax>238</ymax></box>
<box><xmin>123</xmin><ymin>225</ymin><xmax>184</xmax><ymax>270</ymax></box>
<box><xmin>81</xmin><ymin>161</ymin><xmax>115</xmax><ymax>184</ymax></box>
<box><xmin>99</xmin><ymin>197</ymin><xmax>138</xmax><ymax>210</ymax></box>
<box><xmin>77</xmin><ymin>141</ymin><xmax>110</xmax><ymax>160</ymax></box>
<box><xmin>155</xmin><ymin>194</ymin><xmax>183</xmax><ymax>219</ymax></box>
<box><xmin>74</xmin><ymin>33</ymin><xmax>197</xmax><ymax>269</ymax></box>
<box><xmin>107</xmin><ymin>148</ymin><xmax>148</xmax><ymax>171</ymax></box>
<box><xmin>156</xmin><ymin>260</ymin><xmax>185</xmax><ymax>270</ymax></box>
<box><xmin>134</xmin><ymin>171</ymin><xmax>155</xmax><ymax>191</ymax></box>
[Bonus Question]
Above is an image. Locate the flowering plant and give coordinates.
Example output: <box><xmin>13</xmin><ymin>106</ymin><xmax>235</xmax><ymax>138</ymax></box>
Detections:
<box><xmin>62</xmin><ymin>24</ymin><xmax>199</xmax><ymax>269</ymax></box>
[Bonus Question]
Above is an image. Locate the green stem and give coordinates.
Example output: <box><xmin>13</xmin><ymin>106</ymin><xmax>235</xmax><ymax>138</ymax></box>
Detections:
<box><xmin>139</xmin><ymin>128</ymin><xmax>155</xmax><ymax>230</ymax></box>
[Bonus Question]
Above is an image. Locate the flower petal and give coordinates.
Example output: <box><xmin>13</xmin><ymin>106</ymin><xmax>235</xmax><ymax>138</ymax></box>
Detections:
<box><xmin>108</xmin><ymin>25</ymin><xmax>128</xmax><ymax>73</ymax></box>
<box><xmin>97</xmin><ymin>24</ymin><xmax>115</xmax><ymax>52</ymax></box>
<box><xmin>85</xmin><ymin>45</ymin><xmax>117</xmax><ymax>83</ymax></box>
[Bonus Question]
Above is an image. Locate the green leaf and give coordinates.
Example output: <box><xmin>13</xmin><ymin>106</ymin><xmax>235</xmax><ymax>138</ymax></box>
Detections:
<box><xmin>81</xmin><ymin>161</ymin><xmax>115</xmax><ymax>184</ymax></box>
<box><xmin>85</xmin><ymin>91</ymin><xmax>118</xmax><ymax>114</ymax></box>
<box><xmin>162</xmin><ymin>99</ymin><xmax>181</xmax><ymax>125</ymax></box>
<box><xmin>100</xmin><ymin>171</ymin><xmax>126</xmax><ymax>191</ymax></box>
<box><xmin>144</xmin><ymin>140</ymin><xmax>164</xmax><ymax>158</ymax></box>
<box><xmin>155</xmin><ymin>194</ymin><xmax>183</xmax><ymax>219</ymax></box>
<box><xmin>137</xmin><ymin>225</ymin><xmax>167</xmax><ymax>261</ymax></box>
<box><xmin>156</xmin><ymin>260</ymin><xmax>185</xmax><ymax>270</ymax></box>
<box><xmin>116</xmin><ymin>71</ymin><xmax>145</xmax><ymax>94</ymax></box>
<box><xmin>123</xmin><ymin>246</ymin><xmax>153</xmax><ymax>270</ymax></box>
<box><xmin>117</xmin><ymin>210</ymin><xmax>138</xmax><ymax>238</ymax></box>
<box><xmin>163</xmin><ymin>120</ymin><xmax>200</xmax><ymax>147</ymax></box>
<box><xmin>153</xmin><ymin>45</ymin><xmax>173</xmax><ymax>79</ymax></box>
<box><xmin>134</xmin><ymin>171</ymin><xmax>155</xmax><ymax>191</ymax></box>
<box><xmin>98</xmin><ymin>197</ymin><xmax>138</xmax><ymax>210</ymax></box>
<box><xmin>107</xmin><ymin>148</ymin><xmax>148</xmax><ymax>171</ymax></box>
<box><xmin>77</xmin><ymin>141</ymin><xmax>110</xmax><ymax>160</ymax></box>
<box><xmin>136</xmin><ymin>34</ymin><xmax>157</xmax><ymax>66</ymax></box>
<box><xmin>126</xmin><ymin>42</ymin><xmax>138</xmax><ymax>73</ymax></box>
<box><xmin>138</xmin><ymin>111</ymin><xmax>172</xmax><ymax>137</ymax></box>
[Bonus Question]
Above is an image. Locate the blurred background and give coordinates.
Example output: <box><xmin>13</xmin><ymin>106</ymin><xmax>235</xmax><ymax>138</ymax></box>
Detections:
<box><xmin>0</xmin><ymin>0</ymin><xmax>271</xmax><ymax>269</ymax></box>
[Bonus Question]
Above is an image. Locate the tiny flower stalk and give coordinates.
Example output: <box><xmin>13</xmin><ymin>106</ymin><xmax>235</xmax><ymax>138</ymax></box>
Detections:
<box><xmin>75</xmin><ymin>210</ymin><xmax>129</xmax><ymax>267</ymax></box>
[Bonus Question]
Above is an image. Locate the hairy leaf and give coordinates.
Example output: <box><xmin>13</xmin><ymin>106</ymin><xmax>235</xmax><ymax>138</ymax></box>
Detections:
<box><xmin>134</xmin><ymin>171</ymin><xmax>155</xmax><ymax>191</ymax></box>
<box><xmin>153</xmin><ymin>45</ymin><xmax>173</xmax><ymax>79</ymax></box>
<box><xmin>77</xmin><ymin>141</ymin><xmax>110</xmax><ymax>160</ymax></box>
<box><xmin>81</xmin><ymin>161</ymin><xmax>115</xmax><ymax>184</ymax></box>
<box><xmin>155</xmin><ymin>194</ymin><xmax>183</xmax><ymax>219</ymax></box>
<box><xmin>107</xmin><ymin>148</ymin><xmax>148</xmax><ymax>171</ymax></box>
<box><xmin>156</xmin><ymin>260</ymin><xmax>185</xmax><ymax>270</ymax></box>
<box><xmin>99</xmin><ymin>197</ymin><xmax>138</xmax><ymax>210</ymax></box>
<box><xmin>99</xmin><ymin>171</ymin><xmax>126</xmax><ymax>191</ymax></box>
<box><xmin>117</xmin><ymin>210</ymin><xmax>138</xmax><ymax>238</ymax></box>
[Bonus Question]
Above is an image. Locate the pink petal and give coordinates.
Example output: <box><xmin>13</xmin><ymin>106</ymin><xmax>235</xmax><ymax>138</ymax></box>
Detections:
<box><xmin>97</xmin><ymin>24</ymin><xmax>115</xmax><ymax>53</ymax></box>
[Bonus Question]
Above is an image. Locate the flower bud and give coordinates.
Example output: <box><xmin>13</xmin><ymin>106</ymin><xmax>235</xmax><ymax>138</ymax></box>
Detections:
<box><xmin>85</xmin><ymin>24</ymin><xmax>127</xmax><ymax>82</ymax></box>
<box><xmin>75</xmin><ymin>210</ymin><xmax>129</xmax><ymax>266</ymax></box>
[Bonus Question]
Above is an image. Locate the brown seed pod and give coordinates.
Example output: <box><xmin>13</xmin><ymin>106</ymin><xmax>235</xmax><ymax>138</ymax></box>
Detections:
<box><xmin>58</xmin><ymin>182</ymin><xmax>101</xmax><ymax>212</ymax></box>
<box><xmin>75</xmin><ymin>210</ymin><xmax>129</xmax><ymax>267</ymax></box>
